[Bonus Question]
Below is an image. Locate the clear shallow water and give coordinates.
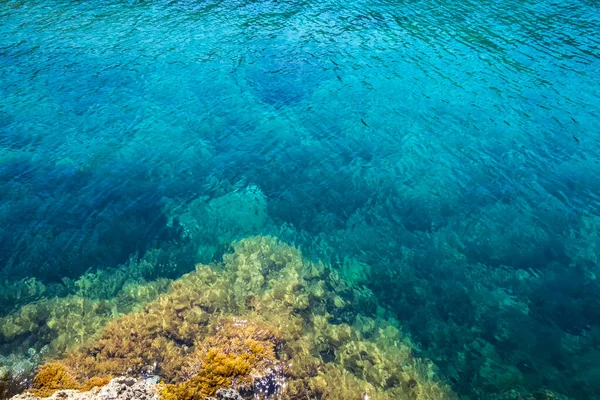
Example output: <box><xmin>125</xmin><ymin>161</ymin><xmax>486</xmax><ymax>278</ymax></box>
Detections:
<box><xmin>1</xmin><ymin>0</ymin><xmax>599</xmax><ymax>398</ymax></box>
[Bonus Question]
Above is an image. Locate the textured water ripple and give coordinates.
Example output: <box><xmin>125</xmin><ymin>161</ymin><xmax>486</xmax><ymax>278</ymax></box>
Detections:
<box><xmin>1</xmin><ymin>0</ymin><xmax>600</xmax><ymax>397</ymax></box>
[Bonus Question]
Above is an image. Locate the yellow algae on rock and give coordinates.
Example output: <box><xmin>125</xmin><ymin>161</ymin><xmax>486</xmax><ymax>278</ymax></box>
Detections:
<box><xmin>29</xmin><ymin>362</ymin><xmax>111</xmax><ymax>398</ymax></box>
<box><xmin>25</xmin><ymin>236</ymin><xmax>457</xmax><ymax>400</ymax></box>
<box><xmin>0</xmin><ymin>262</ymin><xmax>171</xmax><ymax>358</ymax></box>
<box><xmin>161</xmin><ymin>318</ymin><xmax>279</xmax><ymax>400</ymax></box>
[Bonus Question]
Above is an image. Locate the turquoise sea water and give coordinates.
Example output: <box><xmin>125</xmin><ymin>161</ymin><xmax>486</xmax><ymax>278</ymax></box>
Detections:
<box><xmin>1</xmin><ymin>0</ymin><xmax>600</xmax><ymax>398</ymax></box>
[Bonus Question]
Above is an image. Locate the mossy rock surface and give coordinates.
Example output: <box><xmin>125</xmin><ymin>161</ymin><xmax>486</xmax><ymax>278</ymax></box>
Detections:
<box><xmin>21</xmin><ymin>237</ymin><xmax>457</xmax><ymax>400</ymax></box>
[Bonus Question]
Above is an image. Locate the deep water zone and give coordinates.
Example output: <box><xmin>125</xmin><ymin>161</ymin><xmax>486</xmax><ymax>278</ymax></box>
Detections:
<box><xmin>1</xmin><ymin>0</ymin><xmax>599</xmax><ymax>398</ymax></box>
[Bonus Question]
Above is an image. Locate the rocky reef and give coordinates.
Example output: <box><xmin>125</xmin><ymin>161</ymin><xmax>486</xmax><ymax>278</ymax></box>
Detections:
<box><xmin>11</xmin><ymin>377</ymin><xmax>158</xmax><ymax>400</ymax></box>
<box><xmin>5</xmin><ymin>237</ymin><xmax>456</xmax><ymax>400</ymax></box>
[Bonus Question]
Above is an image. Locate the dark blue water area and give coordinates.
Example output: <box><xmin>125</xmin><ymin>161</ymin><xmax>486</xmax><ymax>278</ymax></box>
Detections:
<box><xmin>1</xmin><ymin>0</ymin><xmax>600</xmax><ymax>397</ymax></box>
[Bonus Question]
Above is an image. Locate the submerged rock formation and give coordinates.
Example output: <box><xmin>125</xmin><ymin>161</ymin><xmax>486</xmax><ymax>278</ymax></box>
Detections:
<box><xmin>11</xmin><ymin>377</ymin><xmax>157</xmax><ymax>400</ymax></box>
<box><xmin>7</xmin><ymin>237</ymin><xmax>456</xmax><ymax>400</ymax></box>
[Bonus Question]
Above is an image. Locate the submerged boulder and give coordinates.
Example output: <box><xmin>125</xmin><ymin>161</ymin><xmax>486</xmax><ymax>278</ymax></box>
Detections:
<box><xmin>10</xmin><ymin>377</ymin><xmax>157</xmax><ymax>400</ymax></box>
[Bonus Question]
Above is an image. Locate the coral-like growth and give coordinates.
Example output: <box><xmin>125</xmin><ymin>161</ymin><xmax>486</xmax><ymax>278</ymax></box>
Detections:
<box><xmin>29</xmin><ymin>363</ymin><xmax>81</xmax><ymax>397</ymax></box>
<box><xmin>0</xmin><ymin>266</ymin><xmax>172</xmax><ymax>357</ymax></box>
<box><xmin>0</xmin><ymin>297</ymin><xmax>114</xmax><ymax>353</ymax></box>
<box><xmin>25</xmin><ymin>237</ymin><xmax>456</xmax><ymax>400</ymax></box>
<box><xmin>29</xmin><ymin>362</ymin><xmax>110</xmax><ymax>398</ymax></box>
<box><xmin>161</xmin><ymin>318</ymin><xmax>279</xmax><ymax>399</ymax></box>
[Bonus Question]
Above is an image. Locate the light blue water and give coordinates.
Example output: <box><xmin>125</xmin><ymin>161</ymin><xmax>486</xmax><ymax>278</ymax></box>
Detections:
<box><xmin>1</xmin><ymin>0</ymin><xmax>600</xmax><ymax>398</ymax></box>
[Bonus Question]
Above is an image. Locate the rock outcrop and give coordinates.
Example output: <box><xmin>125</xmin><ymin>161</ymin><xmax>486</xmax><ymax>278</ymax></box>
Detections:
<box><xmin>11</xmin><ymin>377</ymin><xmax>158</xmax><ymax>400</ymax></box>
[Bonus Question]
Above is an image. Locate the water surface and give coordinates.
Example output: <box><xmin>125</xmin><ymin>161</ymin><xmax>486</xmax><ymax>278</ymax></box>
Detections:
<box><xmin>1</xmin><ymin>0</ymin><xmax>599</xmax><ymax>398</ymax></box>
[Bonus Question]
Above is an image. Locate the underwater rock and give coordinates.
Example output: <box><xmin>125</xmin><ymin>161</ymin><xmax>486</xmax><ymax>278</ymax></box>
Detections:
<box><xmin>205</xmin><ymin>388</ymin><xmax>243</xmax><ymax>400</ymax></box>
<box><xmin>1</xmin><ymin>366</ymin><xmax>9</xmax><ymax>399</ymax></box>
<box><xmin>0</xmin><ymin>279</ymin><xmax>170</xmax><ymax>360</ymax></box>
<box><xmin>0</xmin><ymin>352</ymin><xmax>41</xmax><ymax>399</ymax></box>
<box><xmin>15</xmin><ymin>237</ymin><xmax>457</xmax><ymax>400</ymax></box>
<box><xmin>168</xmin><ymin>186</ymin><xmax>270</xmax><ymax>263</ymax></box>
<box><xmin>9</xmin><ymin>377</ymin><xmax>157</xmax><ymax>400</ymax></box>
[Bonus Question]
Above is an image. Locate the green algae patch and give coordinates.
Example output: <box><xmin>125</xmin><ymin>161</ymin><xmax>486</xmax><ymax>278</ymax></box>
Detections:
<box><xmin>0</xmin><ymin>279</ymin><xmax>170</xmax><ymax>357</ymax></box>
<box><xmin>26</xmin><ymin>237</ymin><xmax>457</xmax><ymax>399</ymax></box>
